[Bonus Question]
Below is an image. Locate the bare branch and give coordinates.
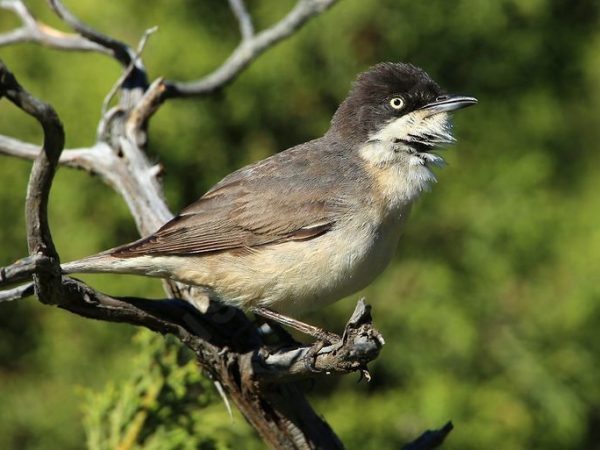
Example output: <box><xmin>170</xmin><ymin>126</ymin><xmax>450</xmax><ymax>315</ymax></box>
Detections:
<box><xmin>228</xmin><ymin>0</ymin><xmax>254</xmax><ymax>41</ymax></box>
<box><xmin>0</xmin><ymin>0</ymin><xmax>109</xmax><ymax>53</ymax></box>
<box><xmin>0</xmin><ymin>0</ymin><xmax>151</xmax><ymax>111</ymax></box>
<box><xmin>0</xmin><ymin>134</ymin><xmax>98</xmax><ymax>170</ymax></box>
<box><xmin>0</xmin><ymin>59</ymin><xmax>65</xmax><ymax>305</ymax></box>
<box><xmin>0</xmin><ymin>130</ymin><xmax>171</xmax><ymax>235</ymax></box>
<box><xmin>0</xmin><ymin>245</ymin><xmax>382</xmax><ymax>385</ymax></box>
<box><xmin>130</xmin><ymin>0</ymin><xmax>337</xmax><ymax>126</ymax></box>
<box><xmin>0</xmin><ymin>27</ymin><xmax>29</xmax><ymax>46</ymax></box>
<box><xmin>47</xmin><ymin>0</ymin><xmax>134</xmax><ymax>66</ymax></box>
<box><xmin>1</xmin><ymin>0</ymin><xmax>36</xmax><ymax>28</ymax></box>
<box><xmin>0</xmin><ymin>282</ymin><xmax>34</xmax><ymax>302</ymax></box>
<box><xmin>0</xmin><ymin>136</ymin><xmax>168</xmax><ymax>225</ymax></box>
<box><xmin>0</xmin><ymin>60</ymin><xmax>64</xmax><ymax>259</ymax></box>
<box><xmin>164</xmin><ymin>0</ymin><xmax>339</xmax><ymax>98</ymax></box>
<box><xmin>0</xmin><ymin>134</ymin><xmax>39</xmax><ymax>159</ymax></box>
<box><xmin>101</xmin><ymin>26</ymin><xmax>158</xmax><ymax>117</ymax></box>
<box><xmin>126</xmin><ymin>77</ymin><xmax>168</xmax><ymax>131</ymax></box>
<box><xmin>46</xmin><ymin>0</ymin><xmax>151</xmax><ymax>112</ymax></box>
<box><xmin>0</xmin><ymin>254</ymin><xmax>55</xmax><ymax>287</ymax></box>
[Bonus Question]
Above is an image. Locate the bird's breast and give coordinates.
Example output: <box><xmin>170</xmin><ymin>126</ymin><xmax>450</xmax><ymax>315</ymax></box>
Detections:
<box><xmin>336</xmin><ymin>205</ymin><xmax>410</xmax><ymax>290</ymax></box>
<box><xmin>261</xmin><ymin>204</ymin><xmax>410</xmax><ymax>313</ymax></box>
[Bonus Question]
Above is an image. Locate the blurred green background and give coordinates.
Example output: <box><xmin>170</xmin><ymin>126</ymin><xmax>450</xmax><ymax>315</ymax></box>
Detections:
<box><xmin>1</xmin><ymin>0</ymin><xmax>600</xmax><ymax>449</ymax></box>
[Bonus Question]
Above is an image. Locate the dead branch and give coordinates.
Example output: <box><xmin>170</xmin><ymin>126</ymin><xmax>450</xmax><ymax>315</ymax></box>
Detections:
<box><xmin>163</xmin><ymin>0</ymin><xmax>338</xmax><ymax>98</ymax></box>
<box><xmin>0</xmin><ymin>254</ymin><xmax>55</xmax><ymax>287</ymax></box>
<box><xmin>0</xmin><ymin>135</ymin><xmax>103</xmax><ymax>171</ymax></box>
<box><xmin>0</xmin><ymin>282</ymin><xmax>34</xmax><ymax>302</ymax></box>
<box><xmin>47</xmin><ymin>0</ymin><xmax>135</xmax><ymax>67</ymax></box>
<box><xmin>100</xmin><ymin>26</ymin><xmax>158</xmax><ymax>117</ymax></box>
<box><xmin>0</xmin><ymin>135</ymin><xmax>40</xmax><ymax>159</ymax></box>
<box><xmin>1</xmin><ymin>59</ymin><xmax>64</xmax><ymax>303</ymax></box>
<box><xmin>0</xmin><ymin>57</ymin><xmax>352</xmax><ymax>449</ymax></box>
<box><xmin>228</xmin><ymin>0</ymin><xmax>255</xmax><ymax>42</ymax></box>
<box><xmin>0</xmin><ymin>0</ymin><xmax>109</xmax><ymax>54</ymax></box>
<box><xmin>0</xmin><ymin>62</ymin><xmax>63</xmax><ymax>258</ymax></box>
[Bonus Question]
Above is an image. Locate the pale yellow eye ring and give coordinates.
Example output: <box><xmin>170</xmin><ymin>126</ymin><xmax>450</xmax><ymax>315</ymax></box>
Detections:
<box><xmin>389</xmin><ymin>97</ymin><xmax>404</xmax><ymax>109</ymax></box>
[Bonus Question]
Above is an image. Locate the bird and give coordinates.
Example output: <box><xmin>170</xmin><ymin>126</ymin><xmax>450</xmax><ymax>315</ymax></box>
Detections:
<box><xmin>62</xmin><ymin>62</ymin><xmax>476</xmax><ymax>328</ymax></box>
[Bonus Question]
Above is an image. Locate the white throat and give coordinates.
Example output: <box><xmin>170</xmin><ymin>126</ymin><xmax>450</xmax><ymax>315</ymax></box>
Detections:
<box><xmin>359</xmin><ymin>110</ymin><xmax>454</xmax><ymax>209</ymax></box>
<box><xmin>359</xmin><ymin>140</ymin><xmax>437</xmax><ymax>207</ymax></box>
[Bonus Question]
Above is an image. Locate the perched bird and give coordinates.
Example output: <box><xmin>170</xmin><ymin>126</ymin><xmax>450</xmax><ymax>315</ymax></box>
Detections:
<box><xmin>63</xmin><ymin>62</ymin><xmax>476</xmax><ymax>322</ymax></box>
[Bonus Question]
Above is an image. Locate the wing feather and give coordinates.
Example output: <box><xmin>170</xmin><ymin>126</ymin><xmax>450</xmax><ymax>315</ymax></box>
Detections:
<box><xmin>113</xmin><ymin>146</ymin><xmax>349</xmax><ymax>257</ymax></box>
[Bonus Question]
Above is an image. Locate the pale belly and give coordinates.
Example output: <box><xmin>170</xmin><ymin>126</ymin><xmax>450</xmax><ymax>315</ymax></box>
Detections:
<box><xmin>166</xmin><ymin>211</ymin><xmax>409</xmax><ymax>315</ymax></box>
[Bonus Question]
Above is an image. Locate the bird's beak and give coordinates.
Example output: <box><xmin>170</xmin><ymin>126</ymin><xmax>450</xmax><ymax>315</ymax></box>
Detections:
<box><xmin>420</xmin><ymin>95</ymin><xmax>478</xmax><ymax>113</ymax></box>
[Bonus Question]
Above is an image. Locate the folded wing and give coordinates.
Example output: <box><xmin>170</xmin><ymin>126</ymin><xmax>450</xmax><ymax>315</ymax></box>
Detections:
<box><xmin>113</xmin><ymin>148</ymin><xmax>349</xmax><ymax>257</ymax></box>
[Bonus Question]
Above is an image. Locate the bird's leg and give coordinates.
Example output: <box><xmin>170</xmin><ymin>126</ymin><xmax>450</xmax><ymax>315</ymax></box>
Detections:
<box><xmin>254</xmin><ymin>315</ymin><xmax>299</xmax><ymax>347</ymax></box>
<box><xmin>250</xmin><ymin>306</ymin><xmax>341</xmax><ymax>344</ymax></box>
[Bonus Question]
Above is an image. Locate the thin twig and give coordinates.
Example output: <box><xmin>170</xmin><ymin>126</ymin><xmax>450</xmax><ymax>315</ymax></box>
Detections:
<box><xmin>0</xmin><ymin>134</ymin><xmax>39</xmax><ymax>159</ymax></box>
<box><xmin>164</xmin><ymin>0</ymin><xmax>339</xmax><ymax>98</ymax></box>
<box><xmin>101</xmin><ymin>26</ymin><xmax>158</xmax><ymax>117</ymax></box>
<box><xmin>213</xmin><ymin>380</ymin><xmax>233</xmax><ymax>420</ymax></box>
<box><xmin>48</xmin><ymin>0</ymin><xmax>134</xmax><ymax>66</ymax></box>
<box><xmin>228</xmin><ymin>0</ymin><xmax>254</xmax><ymax>41</ymax></box>
<box><xmin>0</xmin><ymin>135</ymin><xmax>116</xmax><ymax>173</ymax></box>
<box><xmin>1</xmin><ymin>0</ymin><xmax>36</xmax><ymax>28</ymax></box>
<box><xmin>0</xmin><ymin>282</ymin><xmax>34</xmax><ymax>302</ymax></box>
<box><xmin>0</xmin><ymin>0</ymin><xmax>109</xmax><ymax>53</ymax></box>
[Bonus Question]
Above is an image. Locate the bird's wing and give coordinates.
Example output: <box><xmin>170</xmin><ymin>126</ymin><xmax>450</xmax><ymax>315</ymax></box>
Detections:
<box><xmin>112</xmin><ymin>147</ymin><xmax>350</xmax><ymax>257</ymax></box>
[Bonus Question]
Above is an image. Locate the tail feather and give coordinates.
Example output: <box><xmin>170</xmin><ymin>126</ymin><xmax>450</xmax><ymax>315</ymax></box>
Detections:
<box><xmin>61</xmin><ymin>235</ymin><xmax>159</xmax><ymax>275</ymax></box>
<box><xmin>61</xmin><ymin>251</ymin><xmax>124</xmax><ymax>275</ymax></box>
<box><xmin>61</xmin><ymin>247</ymin><xmax>180</xmax><ymax>281</ymax></box>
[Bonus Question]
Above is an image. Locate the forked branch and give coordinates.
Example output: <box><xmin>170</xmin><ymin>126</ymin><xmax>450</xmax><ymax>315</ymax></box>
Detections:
<box><xmin>47</xmin><ymin>0</ymin><xmax>135</xmax><ymax>67</ymax></box>
<box><xmin>228</xmin><ymin>0</ymin><xmax>254</xmax><ymax>42</ymax></box>
<box><xmin>0</xmin><ymin>0</ymin><xmax>109</xmax><ymax>54</ymax></box>
<box><xmin>0</xmin><ymin>55</ymin><xmax>355</xmax><ymax>449</ymax></box>
<box><xmin>163</xmin><ymin>0</ymin><xmax>339</xmax><ymax>98</ymax></box>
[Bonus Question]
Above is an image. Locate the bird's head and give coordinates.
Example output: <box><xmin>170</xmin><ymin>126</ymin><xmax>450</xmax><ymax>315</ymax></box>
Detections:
<box><xmin>330</xmin><ymin>62</ymin><xmax>477</xmax><ymax>170</ymax></box>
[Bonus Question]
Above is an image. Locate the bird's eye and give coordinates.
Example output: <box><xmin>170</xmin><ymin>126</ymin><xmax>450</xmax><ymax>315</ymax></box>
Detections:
<box><xmin>389</xmin><ymin>97</ymin><xmax>404</xmax><ymax>110</ymax></box>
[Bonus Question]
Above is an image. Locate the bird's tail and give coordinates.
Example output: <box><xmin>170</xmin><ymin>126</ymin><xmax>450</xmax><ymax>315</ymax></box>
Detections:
<box><xmin>62</xmin><ymin>251</ymin><xmax>116</xmax><ymax>275</ymax></box>
<box><xmin>61</xmin><ymin>249</ymin><xmax>150</xmax><ymax>276</ymax></box>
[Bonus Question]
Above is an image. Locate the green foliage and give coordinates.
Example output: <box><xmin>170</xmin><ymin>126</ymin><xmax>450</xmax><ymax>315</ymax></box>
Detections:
<box><xmin>83</xmin><ymin>332</ymin><xmax>247</xmax><ymax>450</ymax></box>
<box><xmin>1</xmin><ymin>0</ymin><xmax>600</xmax><ymax>449</ymax></box>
